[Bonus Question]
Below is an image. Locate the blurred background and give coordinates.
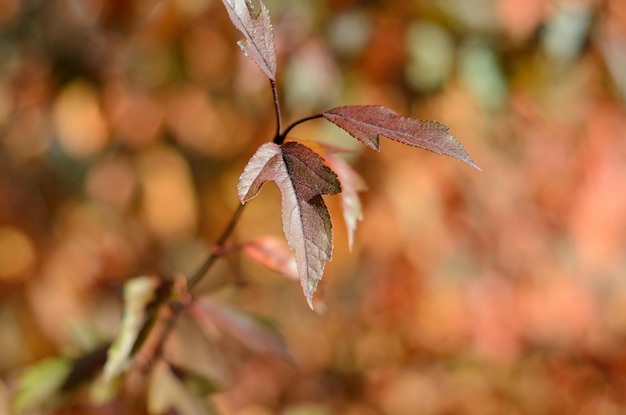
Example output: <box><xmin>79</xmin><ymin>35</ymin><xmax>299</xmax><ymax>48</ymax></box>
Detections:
<box><xmin>1</xmin><ymin>0</ymin><xmax>626</xmax><ymax>414</ymax></box>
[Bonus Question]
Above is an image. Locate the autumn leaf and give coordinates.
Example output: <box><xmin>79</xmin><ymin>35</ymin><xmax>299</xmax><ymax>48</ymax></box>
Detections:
<box><xmin>323</xmin><ymin>105</ymin><xmax>481</xmax><ymax>170</ymax></box>
<box><xmin>237</xmin><ymin>141</ymin><xmax>341</xmax><ymax>308</ymax></box>
<box><xmin>324</xmin><ymin>154</ymin><xmax>367</xmax><ymax>251</ymax></box>
<box><xmin>291</xmin><ymin>140</ymin><xmax>366</xmax><ymax>251</ymax></box>
<box><xmin>242</xmin><ymin>235</ymin><xmax>298</xmax><ymax>280</ymax></box>
<box><xmin>189</xmin><ymin>299</ymin><xmax>291</xmax><ymax>361</ymax></box>
<box><xmin>220</xmin><ymin>0</ymin><xmax>276</xmax><ymax>81</ymax></box>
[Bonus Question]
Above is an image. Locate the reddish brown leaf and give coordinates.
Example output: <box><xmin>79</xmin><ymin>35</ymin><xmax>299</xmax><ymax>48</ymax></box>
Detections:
<box><xmin>220</xmin><ymin>0</ymin><xmax>277</xmax><ymax>81</ymax></box>
<box><xmin>237</xmin><ymin>141</ymin><xmax>341</xmax><ymax>308</ymax></box>
<box><xmin>242</xmin><ymin>235</ymin><xmax>298</xmax><ymax>280</ymax></box>
<box><xmin>188</xmin><ymin>299</ymin><xmax>291</xmax><ymax>361</ymax></box>
<box><xmin>323</xmin><ymin>105</ymin><xmax>481</xmax><ymax>170</ymax></box>
<box><xmin>284</xmin><ymin>140</ymin><xmax>366</xmax><ymax>251</ymax></box>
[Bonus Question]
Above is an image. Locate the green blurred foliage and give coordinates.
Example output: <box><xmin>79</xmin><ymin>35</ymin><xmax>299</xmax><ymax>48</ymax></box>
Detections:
<box><xmin>1</xmin><ymin>0</ymin><xmax>626</xmax><ymax>414</ymax></box>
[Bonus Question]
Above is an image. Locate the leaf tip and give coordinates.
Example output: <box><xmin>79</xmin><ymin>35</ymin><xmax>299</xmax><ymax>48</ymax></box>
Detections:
<box><xmin>221</xmin><ymin>0</ymin><xmax>277</xmax><ymax>81</ymax></box>
<box><xmin>466</xmin><ymin>157</ymin><xmax>482</xmax><ymax>171</ymax></box>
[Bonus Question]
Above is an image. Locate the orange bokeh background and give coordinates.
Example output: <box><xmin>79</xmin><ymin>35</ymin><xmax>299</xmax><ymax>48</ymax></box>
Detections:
<box><xmin>1</xmin><ymin>0</ymin><xmax>626</xmax><ymax>414</ymax></box>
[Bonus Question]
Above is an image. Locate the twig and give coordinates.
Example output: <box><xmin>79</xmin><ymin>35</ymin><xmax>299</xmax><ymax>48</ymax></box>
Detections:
<box><xmin>149</xmin><ymin>203</ymin><xmax>246</xmax><ymax>363</ymax></box>
<box><xmin>188</xmin><ymin>203</ymin><xmax>245</xmax><ymax>289</ymax></box>
<box><xmin>276</xmin><ymin>113</ymin><xmax>324</xmax><ymax>144</ymax></box>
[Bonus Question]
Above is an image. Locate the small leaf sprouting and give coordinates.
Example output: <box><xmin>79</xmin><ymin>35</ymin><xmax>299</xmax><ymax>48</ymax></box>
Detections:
<box><xmin>220</xmin><ymin>0</ymin><xmax>277</xmax><ymax>81</ymax></box>
<box><xmin>237</xmin><ymin>141</ymin><xmax>341</xmax><ymax>309</ymax></box>
<box><xmin>323</xmin><ymin>105</ymin><xmax>481</xmax><ymax>170</ymax></box>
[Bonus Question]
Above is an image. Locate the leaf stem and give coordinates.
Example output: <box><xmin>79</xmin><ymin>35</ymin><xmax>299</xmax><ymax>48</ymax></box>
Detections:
<box><xmin>271</xmin><ymin>79</ymin><xmax>282</xmax><ymax>143</ymax></box>
<box><xmin>276</xmin><ymin>113</ymin><xmax>324</xmax><ymax>144</ymax></box>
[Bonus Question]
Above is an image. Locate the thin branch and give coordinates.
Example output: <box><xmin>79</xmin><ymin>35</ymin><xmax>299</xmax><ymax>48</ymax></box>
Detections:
<box><xmin>151</xmin><ymin>302</ymin><xmax>182</xmax><ymax>366</ymax></box>
<box><xmin>188</xmin><ymin>203</ymin><xmax>246</xmax><ymax>289</ymax></box>
<box><xmin>271</xmin><ymin>79</ymin><xmax>282</xmax><ymax>142</ymax></box>
<box><xmin>148</xmin><ymin>202</ymin><xmax>246</xmax><ymax>363</ymax></box>
<box><xmin>276</xmin><ymin>113</ymin><xmax>324</xmax><ymax>144</ymax></box>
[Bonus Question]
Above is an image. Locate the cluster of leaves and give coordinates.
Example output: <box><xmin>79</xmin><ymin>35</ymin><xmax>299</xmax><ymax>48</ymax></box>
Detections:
<box><xmin>229</xmin><ymin>0</ymin><xmax>478</xmax><ymax>308</ymax></box>
<box><xmin>9</xmin><ymin>0</ymin><xmax>477</xmax><ymax>413</ymax></box>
